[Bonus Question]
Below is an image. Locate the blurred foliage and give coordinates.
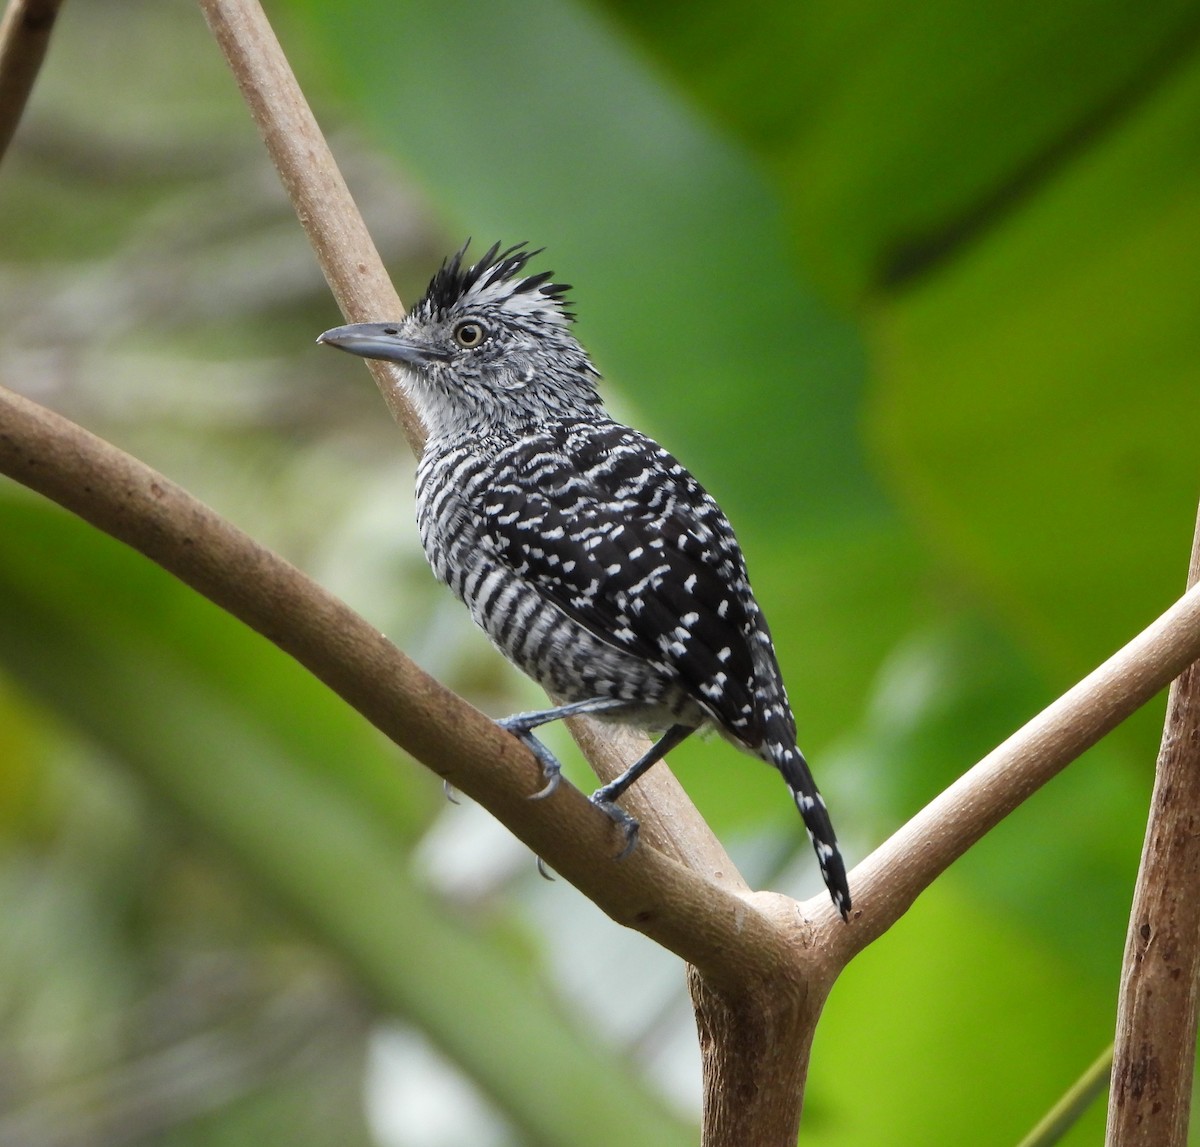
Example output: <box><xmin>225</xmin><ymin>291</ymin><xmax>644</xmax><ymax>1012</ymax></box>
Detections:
<box><xmin>0</xmin><ymin>0</ymin><xmax>1197</xmax><ymax>1144</ymax></box>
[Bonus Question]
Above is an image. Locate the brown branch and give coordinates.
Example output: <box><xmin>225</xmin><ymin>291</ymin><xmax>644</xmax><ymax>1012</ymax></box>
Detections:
<box><xmin>0</xmin><ymin>380</ymin><xmax>784</xmax><ymax>988</ymax></box>
<box><xmin>0</xmin><ymin>0</ymin><xmax>63</xmax><ymax>163</ymax></box>
<box><xmin>830</xmin><ymin>577</ymin><xmax>1200</xmax><ymax>958</ymax></box>
<box><xmin>1106</xmin><ymin>508</ymin><xmax>1200</xmax><ymax>1146</ymax></box>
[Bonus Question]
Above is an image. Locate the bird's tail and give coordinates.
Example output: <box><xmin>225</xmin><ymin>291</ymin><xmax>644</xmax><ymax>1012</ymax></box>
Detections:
<box><xmin>772</xmin><ymin>743</ymin><xmax>851</xmax><ymax>920</ymax></box>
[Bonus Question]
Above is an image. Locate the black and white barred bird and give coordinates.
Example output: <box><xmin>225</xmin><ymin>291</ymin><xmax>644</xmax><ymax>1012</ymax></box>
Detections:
<box><xmin>318</xmin><ymin>242</ymin><xmax>851</xmax><ymax>919</ymax></box>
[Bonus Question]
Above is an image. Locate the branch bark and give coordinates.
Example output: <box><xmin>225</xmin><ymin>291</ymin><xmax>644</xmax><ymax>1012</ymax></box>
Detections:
<box><xmin>832</xmin><ymin>575</ymin><xmax>1200</xmax><ymax>961</ymax></box>
<box><xmin>1106</xmin><ymin>507</ymin><xmax>1200</xmax><ymax>1146</ymax></box>
<box><xmin>0</xmin><ymin>0</ymin><xmax>61</xmax><ymax>164</ymax></box>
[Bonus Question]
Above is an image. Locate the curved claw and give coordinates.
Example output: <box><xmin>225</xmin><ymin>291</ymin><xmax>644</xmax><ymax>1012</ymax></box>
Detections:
<box><xmin>442</xmin><ymin>779</ymin><xmax>461</xmax><ymax>805</ymax></box>
<box><xmin>535</xmin><ymin>856</ymin><xmax>556</xmax><ymax>881</ymax></box>
<box><xmin>589</xmin><ymin>793</ymin><xmax>640</xmax><ymax>860</ymax></box>
<box><xmin>529</xmin><ymin>766</ymin><xmax>561</xmax><ymax>801</ymax></box>
<box><xmin>496</xmin><ymin>720</ymin><xmax>564</xmax><ymax>801</ymax></box>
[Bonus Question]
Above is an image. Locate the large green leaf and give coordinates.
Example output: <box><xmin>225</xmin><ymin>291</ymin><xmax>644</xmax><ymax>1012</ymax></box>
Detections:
<box><xmin>810</xmin><ymin>884</ymin><xmax>1114</xmax><ymax>1145</ymax></box>
<box><xmin>577</xmin><ymin>0</ymin><xmax>1200</xmax><ymax>727</ymax></box>
<box><xmin>873</xmin><ymin>52</ymin><xmax>1200</xmax><ymax>682</ymax></box>
<box><xmin>586</xmin><ymin>0</ymin><xmax>1200</xmax><ymax>674</ymax></box>
<box><xmin>598</xmin><ymin>0</ymin><xmax>1200</xmax><ymax>298</ymax></box>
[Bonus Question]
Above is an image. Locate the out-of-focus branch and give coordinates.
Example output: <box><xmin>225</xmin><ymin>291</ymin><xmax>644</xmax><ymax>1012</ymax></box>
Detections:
<box><xmin>0</xmin><ymin>0</ymin><xmax>63</xmax><ymax>163</ymax></box>
<box><xmin>1105</xmin><ymin>507</ymin><xmax>1200</xmax><ymax>1147</ymax></box>
<box><xmin>1018</xmin><ymin>1045</ymin><xmax>1113</xmax><ymax>1147</ymax></box>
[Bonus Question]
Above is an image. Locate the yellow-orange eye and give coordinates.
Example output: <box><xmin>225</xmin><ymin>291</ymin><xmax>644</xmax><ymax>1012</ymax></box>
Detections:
<box><xmin>454</xmin><ymin>321</ymin><xmax>488</xmax><ymax>348</ymax></box>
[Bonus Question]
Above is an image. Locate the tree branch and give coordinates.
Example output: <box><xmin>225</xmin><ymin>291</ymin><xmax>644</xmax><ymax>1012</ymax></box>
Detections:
<box><xmin>1106</xmin><ymin>507</ymin><xmax>1200</xmax><ymax>1146</ymax></box>
<box><xmin>0</xmin><ymin>0</ymin><xmax>61</xmax><ymax>164</ymax></box>
<box><xmin>833</xmin><ymin>577</ymin><xmax>1200</xmax><ymax>957</ymax></box>
<box><xmin>0</xmin><ymin>380</ymin><xmax>785</xmax><ymax>987</ymax></box>
<box><xmin>196</xmin><ymin>0</ymin><xmax>419</xmax><ymax>447</ymax></box>
<box><xmin>6</xmin><ymin>370</ymin><xmax>1200</xmax><ymax>1136</ymax></box>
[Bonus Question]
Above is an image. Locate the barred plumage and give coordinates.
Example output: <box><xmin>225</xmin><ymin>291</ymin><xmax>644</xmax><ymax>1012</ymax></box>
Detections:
<box><xmin>318</xmin><ymin>242</ymin><xmax>851</xmax><ymax>919</ymax></box>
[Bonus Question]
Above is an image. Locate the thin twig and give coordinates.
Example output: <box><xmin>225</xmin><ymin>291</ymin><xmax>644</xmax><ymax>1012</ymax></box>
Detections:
<box><xmin>1105</xmin><ymin>505</ymin><xmax>1200</xmax><ymax>1146</ymax></box>
<box><xmin>0</xmin><ymin>0</ymin><xmax>63</xmax><ymax>163</ymax></box>
<box><xmin>1018</xmin><ymin>1045</ymin><xmax>1113</xmax><ymax>1147</ymax></box>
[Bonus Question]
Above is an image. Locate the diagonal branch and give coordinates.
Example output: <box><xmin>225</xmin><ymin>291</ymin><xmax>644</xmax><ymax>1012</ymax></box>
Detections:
<box><xmin>0</xmin><ymin>380</ymin><xmax>781</xmax><ymax>989</ymax></box>
<box><xmin>830</xmin><ymin>578</ymin><xmax>1200</xmax><ymax>955</ymax></box>
<box><xmin>198</xmin><ymin>0</ymin><xmax>418</xmax><ymax>446</ymax></box>
<box><xmin>0</xmin><ymin>0</ymin><xmax>62</xmax><ymax>164</ymax></box>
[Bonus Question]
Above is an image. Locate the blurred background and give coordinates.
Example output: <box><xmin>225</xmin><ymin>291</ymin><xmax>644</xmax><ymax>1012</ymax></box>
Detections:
<box><xmin>1</xmin><ymin>0</ymin><xmax>1198</xmax><ymax>1143</ymax></box>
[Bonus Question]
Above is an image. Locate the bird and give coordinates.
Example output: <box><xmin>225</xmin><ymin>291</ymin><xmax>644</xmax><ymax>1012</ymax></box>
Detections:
<box><xmin>317</xmin><ymin>241</ymin><xmax>851</xmax><ymax>919</ymax></box>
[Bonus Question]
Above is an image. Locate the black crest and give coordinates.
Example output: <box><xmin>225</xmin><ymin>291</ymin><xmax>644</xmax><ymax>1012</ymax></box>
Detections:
<box><xmin>419</xmin><ymin>241</ymin><xmax>576</xmax><ymax>320</ymax></box>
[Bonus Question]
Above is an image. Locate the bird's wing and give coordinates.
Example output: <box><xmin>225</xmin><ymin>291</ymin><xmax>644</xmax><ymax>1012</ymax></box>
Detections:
<box><xmin>476</xmin><ymin>422</ymin><xmax>772</xmax><ymax>742</ymax></box>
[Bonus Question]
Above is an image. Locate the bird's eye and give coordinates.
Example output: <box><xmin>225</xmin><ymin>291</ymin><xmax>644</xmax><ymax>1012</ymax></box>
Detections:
<box><xmin>454</xmin><ymin>321</ymin><xmax>488</xmax><ymax>348</ymax></box>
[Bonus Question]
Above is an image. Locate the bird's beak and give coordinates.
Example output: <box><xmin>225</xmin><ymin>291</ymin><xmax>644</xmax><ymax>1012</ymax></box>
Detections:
<box><xmin>316</xmin><ymin>322</ymin><xmax>444</xmax><ymax>366</ymax></box>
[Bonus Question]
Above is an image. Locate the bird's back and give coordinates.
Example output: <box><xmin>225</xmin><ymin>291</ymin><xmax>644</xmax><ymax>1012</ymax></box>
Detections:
<box><xmin>415</xmin><ymin>416</ymin><xmax>794</xmax><ymax>748</ymax></box>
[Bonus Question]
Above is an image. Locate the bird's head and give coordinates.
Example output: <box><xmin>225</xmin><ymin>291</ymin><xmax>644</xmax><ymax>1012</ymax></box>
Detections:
<box><xmin>317</xmin><ymin>242</ymin><xmax>602</xmax><ymax>439</ymax></box>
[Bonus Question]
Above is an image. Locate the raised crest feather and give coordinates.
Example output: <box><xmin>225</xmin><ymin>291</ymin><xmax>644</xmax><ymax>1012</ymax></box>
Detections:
<box><xmin>419</xmin><ymin>240</ymin><xmax>577</xmax><ymax>321</ymax></box>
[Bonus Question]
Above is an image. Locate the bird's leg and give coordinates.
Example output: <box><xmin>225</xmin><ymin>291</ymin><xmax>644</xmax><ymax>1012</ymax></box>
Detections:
<box><xmin>497</xmin><ymin>696</ymin><xmax>631</xmax><ymax>798</ymax></box>
<box><xmin>590</xmin><ymin>723</ymin><xmax>696</xmax><ymax>859</ymax></box>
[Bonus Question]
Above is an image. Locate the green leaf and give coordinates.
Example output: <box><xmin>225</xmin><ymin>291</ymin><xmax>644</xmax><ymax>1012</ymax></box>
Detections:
<box><xmin>809</xmin><ymin>885</ymin><xmax>1114</xmax><ymax>1145</ymax></box>
<box><xmin>873</xmin><ymin>52</ymin><xmax>1200</xmax><ymax>681</ymax></box>
<box><xmin>598</xmin><ymin>0</ymin><xmax>1200</xmax><ymax>299</ymax></box>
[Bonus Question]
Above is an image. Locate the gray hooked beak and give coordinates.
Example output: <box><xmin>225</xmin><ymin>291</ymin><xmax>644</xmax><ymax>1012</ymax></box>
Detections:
<box><xmin>316</xmin><ymin>322</ymin><xmax>445</xmax><ymax>366</ymax></box>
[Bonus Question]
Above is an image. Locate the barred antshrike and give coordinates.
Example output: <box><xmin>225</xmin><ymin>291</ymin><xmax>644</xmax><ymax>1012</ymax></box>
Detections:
<box><xmin>318</xmin><ymin>242</ymin><xmax>851</xmax><ymax>919</ymax></box>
